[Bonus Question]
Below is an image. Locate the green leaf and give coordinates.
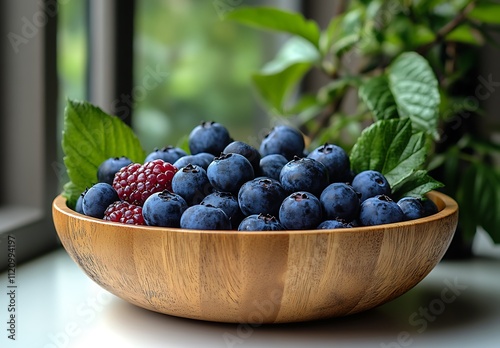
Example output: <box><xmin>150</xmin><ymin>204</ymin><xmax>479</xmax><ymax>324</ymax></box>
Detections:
<box><xmin>261</xmin><ymin>36</ymin><xmax>320</xmax><ymax>75</ymax></box>
<box><xmin>468</xmin><ymin>1</ymin><xmax>500</xmax><ymax>24</ymax></box>
<box><xmin>227</xmin><ymin>7</ymin><xmax>321</xmax><ymax>48</ymax></box>
<box><xmin>252</xmin><ymin>62</ymin><xmax>312</xmax><ymax>114</ymax></box>
<box><xmin>388</xmin><ymin>52</ymin><xmax>440</xmax><ymax>138</ymax></box>
<box><xmin>391</xmin><ymin>170</ymin><xmax>444</xmax><ymax>200</ymax></box>
<box><xmin>457</xmin><ymin>163</ymin><xmax>500</xmax><ymax>242</ymax></box>
<box><xmin>319</xmin><ymin>15</ymin><xmax>344</xmax><ymax>55</ymax></box>
<box><xmin>472</xmin><ymin>164</ymin><xmax>500</xmax><ymax>243</ymax></box>
<box><xmin>350</xmin><ymin>119</ymin><xmax>432</xmax><ymax>196</ymax></box>
<box><xmin>358</xmin><ymin>75</ymin><xmax>399</xmax><ymax>121</ymax></box>
<box><xmin>62</xmin><ymin>100</ymin><xmax>146</xmax><ymax>207</ymax></box>
<box><xmin>446</xmin><ymin>24</ymin><xmax>484</xmax><ymax>45</ymax></box>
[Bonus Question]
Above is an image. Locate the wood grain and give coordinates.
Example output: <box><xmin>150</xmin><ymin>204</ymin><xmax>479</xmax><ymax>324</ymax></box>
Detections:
<box><xmin>52</xmin><ymin>191</ymin><xmax>458</xmax><ymax>323</ymax></box>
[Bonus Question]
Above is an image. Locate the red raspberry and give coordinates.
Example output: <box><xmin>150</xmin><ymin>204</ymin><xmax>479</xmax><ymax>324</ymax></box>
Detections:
<box><xmin>103</xmin><ymin>201</ymin><xmax>145</xmax><ymax>225</ymax></box>
<box><xmin>112</xmin><ymin>159</ymin><xmax>177</xmax><ymax>205</ymax></box>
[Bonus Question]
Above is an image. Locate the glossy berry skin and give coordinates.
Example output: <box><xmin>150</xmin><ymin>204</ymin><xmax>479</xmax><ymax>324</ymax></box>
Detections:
<box><xmin>180</xmin><ymin>204</ymin><xmax>231</xmax><ymax>230</ymax></box>
<box><xmin>238</xmin><ymin>177</ymin><xmax>286</xmax><ymax>217</ymax></box>
<box><xmin>359</xmin><ymin>195</ymin><xmax>405</xmax><ymax>226</ymax></box>
<box><xmin>259</xmin><ymin>125</ymin><xmax>305</xmax><ymax>160</ymax></box>
<box><xmin>307</xmin><ymin>143</ymin><xmax>350</xmax><ymax>183</ymax></box>
<box><xmin>279</xmin><ymin>157</ymin><xmax>329</xmax><ymax>197</ymax></box>
<box><xmin>104</xmin><ymin>201</ymin><xmax>145</xmax><ymax>225</ymax></box>
<box><xmin>201</xmin><ymin>191</ymin><xmax>243</xmax><ymax>227</ymax></box>
<box><xmin>142</xmin><ymin>190</ymin><xmax>188</xmax><ymax>227</ymax></box>
<box><xmin>279</xmin><ymin>192</ymin><xmax>322</xmax><ymax>230</ymax></box>
<box><xmin>207</xmin><ymin>153</ymin><xmax>254</xmax><ymax>194</ymax></box>
<box><xmin>397</xmin><ymin>197</ymin><xmax>425</xmax><ymax>220</ymax></box>
<box><xmin>421</xmin><ymin>198</ymin><xmax>438</xmax><ymax>216</ymax></box>
<box><xmin>188</xmin><ymin>121</ymin><xmax>231</xmax><ymax>156</ymax></box>
<box><xmin>320</xmin><ymin>183</ymin><xmax>360</xmax><ymax>222</ymax></box>
<box><xmin>82</xmin><ymin>183</ymin><xmax>119</xmax><ymax>218</ymax></box>
<box><xmin>144</xmin><ymin>146</ymin><xmax>187</xmax><ymax>164</ymax></box>
<box><xmin>317</xmin><ymin>219</ymin><xmax>352</xmax><ymax>229</ymax></box>
<box><xmin>112</xmin><ymin>159</ymin><xmax>177</xmax><ymax>206</ymax></box>
<box><xmin>352</xmin><ymin>170</ymin><xmax>391</xmax><ymax>202</ymax></box>
<box><xmin>224</xmin><ymin>141</ymin><xmax>261</xmax><ymax>175</ymax></box>
<box><xmin>172</xmin><ymin>164</ymin><xmax>212</xmax><ymax>205</ymax></box>
<box><xmin>238</xmin><ymin>214</ymin><xmax>284</xmax><ymax>231</ymax></box>
<box><xmin>173</xmin><ymin>152</ymin><xmax>215</xmax><ymax>171</ymax></box>
<box><xmin>97</xmin><ymin>157</ymin><xmax>133</xmax><ymax>185</ymax></box>
<box><xmin>259</xmin><ymin>154</ymin><xmax>288</xmax><ymax>181</ymax></box>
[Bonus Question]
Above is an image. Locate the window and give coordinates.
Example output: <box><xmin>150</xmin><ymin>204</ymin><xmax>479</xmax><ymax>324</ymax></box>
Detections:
<box><xmin>0</xmin><ymin>0</ymin><xmax>308</xmax><ymax>269</ymax></box>
<box><xmin>0</xmin><ymin>0</ymin><xmax>59</xmax><ymax>270</ymax></box>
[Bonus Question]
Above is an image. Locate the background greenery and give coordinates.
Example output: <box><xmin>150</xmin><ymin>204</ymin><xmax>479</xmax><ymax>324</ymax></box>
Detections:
<box><xmin>229</xmin><ymin>0</ymin><xmax>500</xmax><ymax>244</ymax></box>
<box><xmin>58</xmin><ymin>0</ymin><xmax>288</xmax><ymax>153</ymax></box>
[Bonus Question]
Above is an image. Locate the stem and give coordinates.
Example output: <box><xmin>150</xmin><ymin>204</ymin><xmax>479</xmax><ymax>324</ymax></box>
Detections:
<box><xmin>309</xmin><ymin>95</ymin><xmax>344</xmax><ymax>140</ymax></box>
<box><xmin>417</xmin><ymin>1</ymin><xmax>477</xmax><ymax>55</ymax></box>
<box><xmin>309</xmin><ymin>0</ymin><xmax>348</xmax><ymax>140</ymax></box>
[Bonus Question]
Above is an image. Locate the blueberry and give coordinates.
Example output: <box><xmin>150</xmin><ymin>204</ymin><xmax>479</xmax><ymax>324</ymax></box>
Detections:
<box><xmin>317</xmin><ymin>219</ymin><xmax>352</xmax><ymax>229</ymax></box>
<box><xmin>320</xmin><ymin>183</ymin><xmax>360</xmax><ymax>222</ymax></box>
<box><xmin>75</xmin><ymin>191</ymin><xmax>86</xmax><ymax>214</ymax></box>
<box><xmin>192</xmin><ymin>152</ymin><xmax>215</xmax><ymax>169</ymax></box>
<box><xmin>173</xmin><ymin>152</ymin><xmax>215</xmax><ymax>171</ymax></box>
<box><xmin>279</xmin><ymin>156</ymin><xmax>329</xmax><ymax>197</ymax></box>
<box><xmin>207</xmin><ymin>153</ymin><xmax>254</xmax><ymax>194</ymax></box>
<box><xmin>144</xmin><ymin>146</ymin><xmax>187</xmax><ymax>164</ymax></box>
<box><xmin>201</xmin><ymin>191</ymin><xmax>244</xmax><ymax>227</ymax></box>
<box><xmin>238</xmin><ymin>177</ymin><xmax>286</xmax><ymax>217</ymax></box>
<box><xmin>307</xmin><ymin>143</ymin><xmax>350</xmax><ymax>183</ymax></box>
<box><xmin>259</xmin><ymin>154</ymin><xmax>288</xmax><ymax>181</ymax></box>
<box><xmin>82</xmin><ymin>183</ymin><xmax>119</xmax><ymax>218</ymax></box>
<box><xmin>421</xmin><ymin>198</ymin><xmax>439</xmax><ymax>216</ymax></box>
<box><xmin>188</xmin><ymin>121</ymin><xmax>231</xmax><ymax>156</ymax></box>
<box><xmin>172</xmin><ymin>164</ymin><xmax>212</xmax><ymax>205</ymax></box>
<box><xmin>180</xmin><ymin>204</ymin><xmax>231</xmax><ymax>230</ymax></box>
<box><xmin>224</xmin><ymin>141</ymin><xmax>261</xmax><ymax>175</ymax></box>
<box><xmin>238</xmin><ymin>214</ymin><xmax>284</xmax><ymax>231</ymax></box>
<box><xmin>97</xmin><ymin>157</ymin><xmax>132</xmax><ymax>185</ymax></box>
<box><xmin>359</xmin><ymin>195</ymin><xmax>404</xmax><ymax>226</ymax></box>
<box><xmin>397</xmin><ymin>197</ymin><xmax>425</xmax><ymax>220</ymax></box>
<box><xmin>352</xmin><ymin>170</ymin><xmax>391</xmax><ymax>202</ymax></box>
<box><xmin>142</xmin><ymin>190</ymin><xmax>188</xmax><ymax>227</ymax></box>
<box><xmin>279</xmin><ymin>192</ymin><xmax>322</xmax><ymax>230</ymax></box>
<box><xmin>259</xmin><ymin>125</ymin><xmax>305</xmax><ymax>160</ymax></box>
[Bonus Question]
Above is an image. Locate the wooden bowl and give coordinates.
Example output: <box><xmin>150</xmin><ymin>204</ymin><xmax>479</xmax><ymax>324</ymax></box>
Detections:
<box><xmin>52</xmin><ymin>191</ymin><xmax>458</xmax><ymax>324</ymax></box>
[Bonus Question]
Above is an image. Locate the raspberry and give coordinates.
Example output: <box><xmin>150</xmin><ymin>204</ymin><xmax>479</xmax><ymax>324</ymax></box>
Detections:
<box><xmin>104</xmin><ymin>201</ymin><xmax>145</xmax><ymax>225</ymax></box>
<box><xmin>112</xmin><ymin>159</ymin><xmax>178</xmax><ymax>205</ymax></box>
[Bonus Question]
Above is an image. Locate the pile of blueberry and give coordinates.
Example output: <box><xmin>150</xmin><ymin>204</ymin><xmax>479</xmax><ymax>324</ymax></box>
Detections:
<box><xmin>75</xmin><ymin>121</ymin><xmax>438</xmax><ymax>230</ymax></box>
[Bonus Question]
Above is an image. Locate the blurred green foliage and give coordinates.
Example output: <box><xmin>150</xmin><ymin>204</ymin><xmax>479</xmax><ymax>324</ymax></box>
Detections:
<box><xmin>133</xmin><ymin>0</ymin><xmax>269</xmax><ymax>151</ymax></box>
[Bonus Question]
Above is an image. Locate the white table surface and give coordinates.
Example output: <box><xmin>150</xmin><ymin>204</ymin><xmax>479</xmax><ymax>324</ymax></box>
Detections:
<box><xmin>1</xmin><ymin>230</ymin><xmax>499</xmax><ymax>348</ymax></box>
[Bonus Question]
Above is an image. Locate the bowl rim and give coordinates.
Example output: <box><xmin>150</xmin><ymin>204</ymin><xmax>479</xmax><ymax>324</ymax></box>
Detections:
<box><xmin>52</xmin><ymin>191</ymin><xmax>458</xmax><ymax>236</ymax></box>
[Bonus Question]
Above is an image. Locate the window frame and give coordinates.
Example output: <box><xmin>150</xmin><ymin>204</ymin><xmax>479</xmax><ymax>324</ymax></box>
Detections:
<box><xmin>0</xmin><ymin>0</ymin><xmax>60</xmax><ymax>270</ymax></box>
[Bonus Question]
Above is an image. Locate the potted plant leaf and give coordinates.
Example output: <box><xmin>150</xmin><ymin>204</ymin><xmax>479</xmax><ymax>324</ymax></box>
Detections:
<box><xmin>228</xmin><ymin>0</ymin><xmax>500</xmax><ymax>255</ymax></box>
